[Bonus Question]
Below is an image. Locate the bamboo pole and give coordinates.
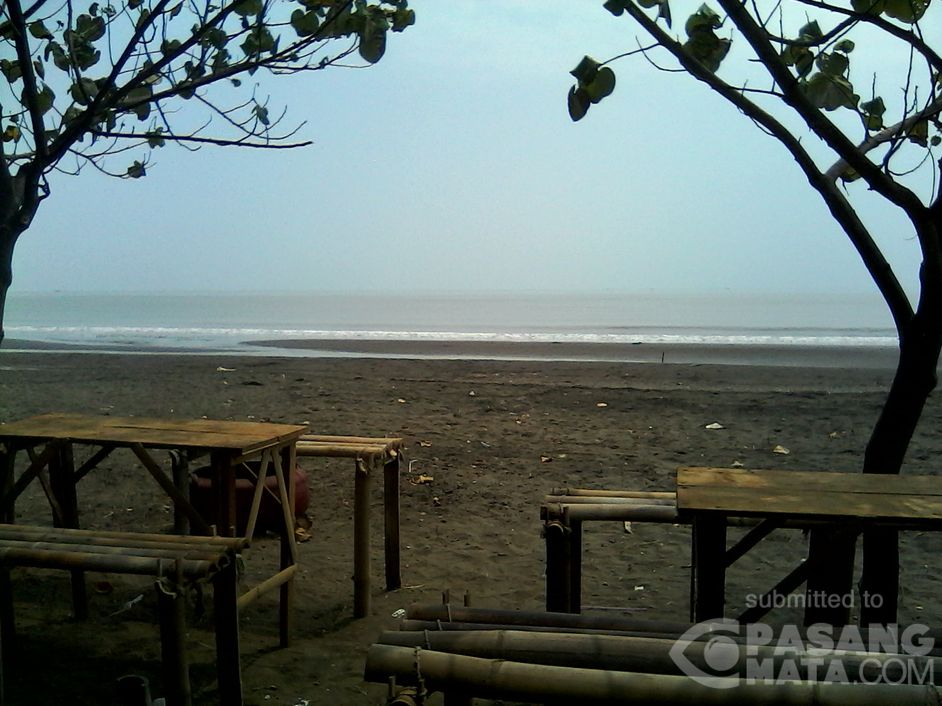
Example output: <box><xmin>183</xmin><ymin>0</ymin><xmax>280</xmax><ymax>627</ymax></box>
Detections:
<box><xmin>237</xmin><ymin>565</ymin><xmax>298</xmax><ymax>610</ymax></box>
<box><xmin>296</xmin><ymin>443</ymin><xmax>388</xmax><ymax>459</ymax></box>
<box><xmin>0</xmin><ymin>524</ymin><xmax>246</xmax><ymax>550</ymax></box>
<box><xmin>0</xmin><ymin>547</ymin><xmax>217</xmax><ymax>580</ymax></box>
<box><xmin>407</xmin><ymin>605</ymin><xmax>696</xmax><ymax>635</ymax></box>
<box><xmin>543</xmin><ymin>503</ymin><xmax>679</xmax><ymax>522</ymax></box>
<box><xmin>131</xmin><ymin>444</ymin><xmax>213</xmax><ymax>535</ymax></box>
<box><xmin>354</xmin><ymin>458</ymin><xmax>371</xmax><ymax>618</ymax></box>
<box><xmin>384</xmin><ymin>455</ymin><xmax>402</xmax><ymax>591</ymax></box>
<box><xmin>242</xmin><ymin>450</ymin><xmax>272</xmax><ymax>542</ymax></box>
<box><xmin>213</xmin><ymin>559</ymin><xmax>243</xmax><ymax>706</ymax></box>
<box><xmin>375</xmin><ymin>629</ymin><xmax>939</xmax><ymax>684</ymax></box>
<box><xmin>0</xmin><ymin>539</ymin><xmax>232</xmax><ymax>563</ymax></box>
<box><xmin>157</xmin><ymin>560</ymin><xmax>191</xmax><ymax>706</ymax></box>
<box><xmin>551</xmin><ymin>488</ymin><xmax>676</xmax><ymax>500</ymax></box>
<box><xmin>301</xmin><ymin>434</ymin><xmax>402</xmax><ymax>445</ymax></box>
<box><xmin>364</xmin><ymin>645</ymin><xmax>941</xmax><ymax>705</ymax></box>
<box><xmin>543</xmin><ymin>495</ymin><xmax>677</xmax><ymax>506</ymax></box>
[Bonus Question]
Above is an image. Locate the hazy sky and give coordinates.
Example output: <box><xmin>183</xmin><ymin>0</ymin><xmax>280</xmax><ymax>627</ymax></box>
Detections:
<box><xmin>10</xmin><ymin>1</ymin><xmax>937</xmax><ymax>300</ymax></box>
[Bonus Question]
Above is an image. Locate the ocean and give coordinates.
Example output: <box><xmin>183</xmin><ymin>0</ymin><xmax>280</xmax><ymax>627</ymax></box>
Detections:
<box><xmin>3</xmin><ymin>291</ymin><xmax>899</xmax><ymax>360</ymax></box>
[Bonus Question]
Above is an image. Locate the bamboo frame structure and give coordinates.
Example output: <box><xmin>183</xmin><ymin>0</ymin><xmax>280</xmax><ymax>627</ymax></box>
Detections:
<box><xmin>295</xmin><ymin>433</ymin><xmax>404</xmax><ymax>618</ymax></box>
<box><xmin>0</xmin><ymin>523</ymin><xmax>246</xmax><ymax>706</ymax></box>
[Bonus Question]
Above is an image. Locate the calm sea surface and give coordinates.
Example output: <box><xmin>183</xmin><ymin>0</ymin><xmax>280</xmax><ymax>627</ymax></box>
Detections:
<box><xmin>4</xmin><ymin>291</ymin><xmax>898</xmax><ymax>355</ymax></box>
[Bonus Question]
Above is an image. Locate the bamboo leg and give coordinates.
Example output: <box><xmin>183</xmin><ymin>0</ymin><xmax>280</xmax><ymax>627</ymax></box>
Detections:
<box><xmin>214</xmin><ymin>560</ymin><xmax>243</xmax><ymax>706</ymax></box>
<box><xmin>212</xmin><ymin>452</ymin><xmax>237</xmax><ymax>537</ymax></box>
<box><xmin>49</xmin><ymin>443</ymin><xmax>87</xmax><ymax>619</ymax></box>
<box><xmin>692</xmin><ymin>513</ymin><xmax>727</xmax><ymax>621</ymax></box>
<box><xmin>383</xmin><ymin>453</ymin><xmax>402</xmax><ymax>592</ymax></box>
<box><xmin>804</xmin><ymin>526</ymin><xmax>857</xmax><ymax>627</ymax></box>
<box><xmin>277</xmin><ymin>445</ymin><xmax>297</xmax><ymax>646</ymax></box>
<box><xmin>544</xmin><ymin>520</ymin><xmax>571</xmax><ymax>613</ymax></box>
<box><xmin>354</xmin><ymin>458</ymin><xmax>371</xmax><ymax>618</ymax></box>
<box><xmin>170</xmin><ymin>451</ymin><xmax>190</xmax><ymax>535</ymax></box>
<box><xmin>157</xmin><ymin>565</ymin><xmax>191</xmax><ymax>706</ymax></box>
<box><xmin>569</xmin><ymin>518</ymin><xmax>583</xmax><ymax>614</ymax></box>
<box><xmin>0</xmin><ymin>445</ymin><xmax>15</xmax><ymax>524</ymax></box>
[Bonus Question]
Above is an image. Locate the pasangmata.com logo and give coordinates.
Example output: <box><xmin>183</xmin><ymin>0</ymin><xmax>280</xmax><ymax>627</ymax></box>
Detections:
<box><xmin>668</xmin><ymin>619</ymin><xmax>935</xmax><ymax>688</ymax></box>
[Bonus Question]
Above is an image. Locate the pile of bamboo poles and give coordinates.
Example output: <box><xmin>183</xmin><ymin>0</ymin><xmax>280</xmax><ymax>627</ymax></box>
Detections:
<box><xmin>364</xmin><ymin>603</ymin><xmax>942</xmax><ymax>705</ymax></box>
<box><xmin>295</xmin><ymin>433</ymin><xmax>405</xmax><ymax>618</ymax></box>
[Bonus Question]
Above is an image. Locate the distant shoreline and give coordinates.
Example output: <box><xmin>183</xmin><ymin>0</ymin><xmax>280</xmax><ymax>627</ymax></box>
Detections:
<box><xmin>249</xmin><ymin>338</ymin><xmax>902</xmax><ymax>368</ymax></box>
<box><xmin>3</xmin><ymin>336</ymin><xmax>903</xmax><ymax>368</ymax></box>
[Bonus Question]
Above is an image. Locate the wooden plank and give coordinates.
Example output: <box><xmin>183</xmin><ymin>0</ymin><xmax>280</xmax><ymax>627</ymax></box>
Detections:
<box><xmin>676</xmin><ymin>467</ymin><xmax>942</xmax><ymax>523</ymax></box>
<box><xmin>302</xmin><ymin>434</ymin><xmax>402</xmax><ymax>446</ymax></box>
<box><xmin>0</xmin><ymin>413</ymin><xmax>306</xmax><ymax>454</ymax></box>
<box><xmin>678</xmin><ymin>467</ymin><xmax>942</xmax><ymax>497</ymax></box>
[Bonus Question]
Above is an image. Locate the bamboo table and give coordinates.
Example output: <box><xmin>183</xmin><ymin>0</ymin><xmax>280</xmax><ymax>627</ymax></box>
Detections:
<box><xmin>676</xmin><ymin>466</ymin><xmax>942</xmax><ymax>625</ymax></box>
<box><xmin>296</xmin><ymin>434</ymin><xmax>403</xmax><ymax>618</ymax></box>
<box><xmin>0</xmin><ymin>413</ymin><xmax>307</xmax><ymax>648</ymax></box>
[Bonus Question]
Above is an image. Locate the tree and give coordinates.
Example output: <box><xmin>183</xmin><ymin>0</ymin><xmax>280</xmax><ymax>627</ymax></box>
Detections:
<box><xmin>571</xmin><ymin>0</ymin><xmax>941</xmax><ymax>624</ymax></box>
<box><xmin>0</xmin><ymin>0</ymin><xmax>414</xmax><ymax>342</ymax></box>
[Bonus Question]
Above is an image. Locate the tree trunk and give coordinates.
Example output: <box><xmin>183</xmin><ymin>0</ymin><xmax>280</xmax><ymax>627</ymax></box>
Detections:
<box><xmin>0</xmin><ymin>233</ymin><xmax>13</xmax><ymax>348</ymax></box>
<box><xmin>858</xmin><ymin>208</ymin><xmax>942</xmax><ymax>624</ymax></box>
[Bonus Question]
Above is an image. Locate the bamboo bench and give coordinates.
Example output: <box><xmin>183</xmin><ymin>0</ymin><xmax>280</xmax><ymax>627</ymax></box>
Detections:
<box><xmin>295</xmin><ymin>434</ymin><xmax>404</xmax><ymax>618</ymax></box>
<box><xmin>0</xmin><ymin>524</ymin><xmax>248</xmax><ymax>706</ymax></box>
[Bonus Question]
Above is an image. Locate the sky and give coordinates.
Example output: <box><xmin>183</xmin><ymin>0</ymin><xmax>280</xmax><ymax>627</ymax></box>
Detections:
<box><xmin>8</xmin><ymin>1</ymin><xmax>939</xmax><ymax>301</ymax></box>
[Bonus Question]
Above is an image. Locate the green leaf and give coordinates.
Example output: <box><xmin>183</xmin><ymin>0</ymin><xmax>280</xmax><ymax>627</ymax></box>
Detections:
<box><xmin>567</xmin><ymin>85</ymin><xmax>590</xmax><ymax>122</ymax></box>
<box><xmin>683</xmin><ymin>30</ymin><xmax>730</xmax><ymax>73</ymax></box>
<box><xmin>45</xmin><ymin>42</ymin><xmax>70</xmax><ymax>71</ymax></box>
<box><xmin>23</xmin><ymin>84</ymin><xmax>56</xmax><ymax>115</ymax></box>
<box><xmin>834</xmin><ymin>39</ymin><xmax>855</xmax><ymax>53</ymax></box>
<box><xmin>75</xmin><ymin>14</ymin><xmax>106</xmax><ymax>42</ymax></box>
<box><xmin>570</xmin><ymin>55</ymin><xmax>601</xmax><ymax>84</ymax></box>
<box><xmin>882</xmin><ymin>0</ymin><xmax>929</xmax><ymax>22</ymax></box>
<box><xmin>816</xmin><ymin>51</ymin><xmax>849</xmax><ymax>77</ymax></box>
<box><xmin>290</xmin><ymin>9</ymin><xmax>320</xmax><ymax>37</ymax></box>
<box><xmin>146</xmin><ymin>128</ymin><xmax>165</xmax><ymax>147</ymax></box>
<box><xmin>32</xmin><ymin>58</ymin><xmax>44</xmax><ymax>80</ymax></box>
<box><xmin>2</xmin><ymin>125</ymin><xmax>21</xmax><ymax>143</ymax></box>
<box><xmin>254</xmin><ymin>103</ymin><xmax>270</xmax><ymax>125</ymax></box>
<box><xmin>127</xmin><ymin>0</ymin><xmax>144</xmax><ymax>9</ymax></box>
<box><xmin>233</xmin><ymin>0</ymin><xmax>263</xmax><ymax>16</ymax></box>
<box><xmin>800</xmin><ymin>73</ymin><xmax>859</xmax><ymax>111</ymax></box>
<box><xmin>603</xmin><ymin>0</ymin><xmax>627</xmax><ymax>15</ymax></box>
<box><xmin>359</xmin><ymin>11</ymin><xmax>388</xmax><ymax>64</ymax></box>
<box><xmin>907</xmin><ymin>119</ymin><xmax>929</xmax><ymax>147</ymax></box>
<box><xmin>861</xmin><ymin>96</ymin><xmax>886</xmax><ymax>130</ymax></box>
<box><xmin>391</xmin><ymin>7</ymin><xmax>415</xmax><ymax>32</ymax></box>
<box><xmin>28</xmin><ymin>20</ymin><xmax>54</xmax><ymax>40</ymax></box>
<box><xmin>0</xmin><ymin>59</ymin><xmax>22</xmax><ymax>83</ymax></box>
<box><xmin>69</xmin><ymin>77</ymin><xmax>100</xmax><ymax>104</ymax></box>
<box><xmin>127</xmin><ymin>161</ymin><xmax>146</xmax><ymax>178</ymax></box>
<box><xmin>781</xmin><ymin>45</ymin><xmax>814</xmax><ymax>78</ymax></box>
<box><xmin>583</xmin><ymin>66</ymin><xmax>616</xmax><ymax>104</ymax></box>
<box><xmin>797</xmin><ymin>21</ymin><xmax>822</xmax><ymax>41</ymax></box>
<box><xmin>684</xmin><ymin>4</ymin><xmax>722</xmax><ymax>37</ymax></box>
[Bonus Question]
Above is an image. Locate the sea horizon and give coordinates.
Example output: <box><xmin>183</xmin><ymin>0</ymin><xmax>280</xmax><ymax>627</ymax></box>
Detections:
<box><xmin>2</xmin><ymin>290</ymin><xmax>902</xmax><ymax>366</ymax></box>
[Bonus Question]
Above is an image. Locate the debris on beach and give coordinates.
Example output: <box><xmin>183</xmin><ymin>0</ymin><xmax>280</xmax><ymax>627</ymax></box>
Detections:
<box><xmin>418</xmin><ymin>440</ymin><xmax>433</xmax><ymax>447</ymax></box>
<box><xmin>772</xmin><ymin>445</ymin><xmax>790</xmax><ymax>455</ymax></box>
<box><xmin>540</xmin><ymin>455</ymin><xmax>553</xmax><ymax>463</ymax></box>
<box><xmin>705</xmin><ymin>422</ymin><xmax>725</xmax><ymax>430</ymax></box>
<box><xmin>410</xmin><ymin>474</ymin><xmax>434</xmax><ymax>485</ymax></box>
<box><xmin>596</xmin><ymin>402</ymin><xmax>608</xmax><ymax>408</ymax></box>
<box><xmin>469</xmin><ymin>390</ymin><xmax>476</xmax><ymax>396</ymax></box>
<box><xmin>731</xmin><ymin>460</ymin><xmax>744</xmax><ymax>468</ymax></box>
<box><xmin>215</xmin><ymin>366</ymin><xmax>235</xmax><ymax>372</ymax></box>
<box><xmin>397</xmin><ymin>398</ymin><xmax>407</xmax><ymax>404</ymax></box>
<box><xmin>623</xmin><ymin>521</ymin><xmax>633</xmax><ymax>534</ymax></box>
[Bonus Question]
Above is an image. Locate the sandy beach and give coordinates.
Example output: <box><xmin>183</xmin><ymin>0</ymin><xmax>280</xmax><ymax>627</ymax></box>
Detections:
<box><xmin>1</xmin><ymin>344</ymin><xmax>940</xmax><ymax>705</ymax></box>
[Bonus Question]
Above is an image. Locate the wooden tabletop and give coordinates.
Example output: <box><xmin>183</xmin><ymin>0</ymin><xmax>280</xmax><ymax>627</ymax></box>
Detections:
<box><xmin>0</xmin><ymin>413</ymin><xmax>307</xmax><ymax>454</ymax></box>
<box><xmin>676</xmin><ymin>467</ymin><xmax>942</xmax><ymax>525</ymax></box>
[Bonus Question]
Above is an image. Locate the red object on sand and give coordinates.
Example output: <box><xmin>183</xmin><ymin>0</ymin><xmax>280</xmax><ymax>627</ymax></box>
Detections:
<box><xmin>189</xmin><ymin>462</ymin><xmax>310</xmax><ymax>534</ymax></box>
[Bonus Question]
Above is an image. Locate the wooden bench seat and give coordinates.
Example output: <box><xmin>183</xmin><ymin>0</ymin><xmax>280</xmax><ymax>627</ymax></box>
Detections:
<box><xmin>0</xmin><ymin>524</ymin><xmax>247</xmax><ymax>706</ymax></box>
